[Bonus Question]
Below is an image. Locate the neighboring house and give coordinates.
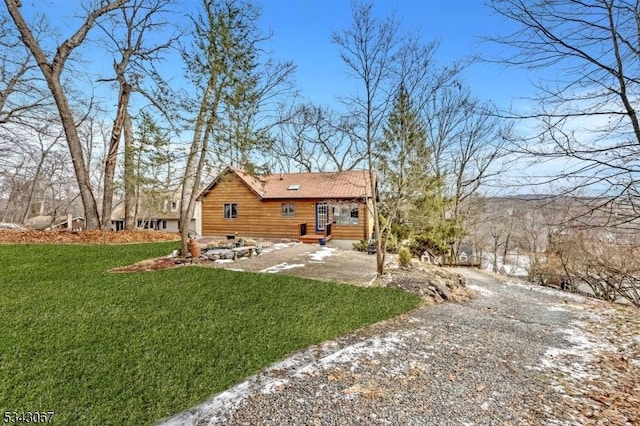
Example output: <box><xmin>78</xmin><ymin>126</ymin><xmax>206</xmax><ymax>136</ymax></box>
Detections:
<box><xmin>454</xmin><ymin>244</ymin><xmax>479</xmax><ymax>266</ymax></box>
<box><xmin>198</xmin><ymin>167</ymin><xmax>376</xmax><ymax>243</ymax></box>
<box><xmin>110</xmin><ymin>191</ymin><xmax>197</xmax><ymax>232</ymax></box>
<box><xmin>49</xmin><ymin>216</ymin><xmax>85</xmax><ymax>231</ymax></box>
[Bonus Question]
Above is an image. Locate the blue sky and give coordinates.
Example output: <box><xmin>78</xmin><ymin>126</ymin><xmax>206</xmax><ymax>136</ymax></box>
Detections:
<box><xmin>19</xmin><ymin>0</ymin><xmax>534</xmax><ymax>114</ymax></box>
<box><xmin>258</xmin><ymin>0</ymin><xmax>533</xmax><ymax>110</ymax></box>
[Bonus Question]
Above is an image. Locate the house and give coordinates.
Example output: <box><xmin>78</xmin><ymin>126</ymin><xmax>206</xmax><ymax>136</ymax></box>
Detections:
<box><xmin>110</xmin><ymin>190</ymin><xmax>197</xmax><ymax>232</ymax></box>
<box><xmin>49</xmin><ymin>216</ymin><xmax>85</xmax><ymax>231</ymax></box>
<box><xmin>197</xmin><ymin>167</ymin><xmax>376</xmax><ymax>243</ymax></box>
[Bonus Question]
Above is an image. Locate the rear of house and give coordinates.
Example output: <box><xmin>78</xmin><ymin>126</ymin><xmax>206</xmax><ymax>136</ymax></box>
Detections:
<box><xmin>198</xmin><ymin>167</ymin><xmax>375</xmax><ymax>243</ymax></box>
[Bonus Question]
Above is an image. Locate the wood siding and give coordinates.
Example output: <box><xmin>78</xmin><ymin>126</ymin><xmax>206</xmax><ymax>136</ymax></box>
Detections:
<box><xmin>200</xmin><ymin>173</ymin><xmax>370</xmax><ymax>240</ymax></box>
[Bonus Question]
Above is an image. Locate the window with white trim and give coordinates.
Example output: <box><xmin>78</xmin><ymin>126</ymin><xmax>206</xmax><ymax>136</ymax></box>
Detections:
<box><xmin>333</xmin><ymin>204</ymin><xmax>359</xmax><ymax>225</ymax></box>
<box><xmin>224</xmin><ymin>203</ymin><xmax>238</xmax><ymax>219</ymax></box>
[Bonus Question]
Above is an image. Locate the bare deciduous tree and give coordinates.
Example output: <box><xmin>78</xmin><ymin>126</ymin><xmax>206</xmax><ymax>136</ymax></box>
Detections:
<box><xmin>273</xmin><ymin>103</ymin><xmax>363</xmax><ymax>172</ymax></box>
<box><xmin>19</xmin><ymin>126</ymin><xmax>64</xmax><ymax>223</ymax></box>
<box><xmin>0</xmin><ymin>12</ymin><xmax>50</xmax><ymax>128</ymax></box>
<box><xmin>4</xmin><ymin>0</ymin><xmax>126</xmax><ymax>229</ymax></box>
<box><xmin>96</xmin><ymin>0</ymin><xmax>178</xmax><ymax>229</ymax></box>
<box><xmin>490</xmin><ymin>0</ymin><xmax>640</xmax><ymax>227</ymax></box>
<box><xmin>333</xmin><ymin>0</ymin><xmax>401</xmax><ymax>275</ymax></box>
<box><xmin>553</xmin><ymin>228</ymin><xmax>640</xmax><ymax>306</ymax></box>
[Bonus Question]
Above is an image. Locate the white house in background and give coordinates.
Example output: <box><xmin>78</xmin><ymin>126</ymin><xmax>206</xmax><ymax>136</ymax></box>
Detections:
<box><xmin>110</xmin><ymin>190</ymin><xmax>200</xmax><ymax>233</ymax></box>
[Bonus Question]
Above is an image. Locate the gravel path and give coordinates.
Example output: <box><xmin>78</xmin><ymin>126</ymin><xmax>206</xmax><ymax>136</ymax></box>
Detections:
<box><xmin>162</xmin><ymin>269</ymin><xmax>639</xmax><ymax>425</ymax></box>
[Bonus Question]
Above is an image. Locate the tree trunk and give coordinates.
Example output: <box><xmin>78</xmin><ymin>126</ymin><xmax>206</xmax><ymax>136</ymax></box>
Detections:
<box><xmin>180</xmin><ymin>84</ymin><xmax>217</xmax><ymax>256</ymax></box>
<box><xmin>21</xmin><ymin>152</ymin><xmax>46</xmax><ymax>224</ymax></box>
<box><xmin>370</xmin><ymin>170</ymin><xmax>383</xmax><ymax>276</ymax></box>
<box><xmin>51</xmin><ymin>84</ymin><xmax>101</xmax><ymax>229</ymax></box>
<box><xmin>101</xmin><ymin>83</ymin><xmax>131</xmax><ymax>229</ymax></box>
<box><xmin>180</xmin><ymin>107</ymin><xmax>214</xmax><ymax>255</ymax></box>
<box><xmin>2</xmin><ymin>187</ymin><xmax>16</xmax><ymax>222</ymax></box>
<box><xmin>502</xmin><ymin>230</ymin><xmax>511</xmax><ymax>271</ymax></box>
<box><xmin>123</xmin><ymin>110</ymin><xmax>136</xmax><ymax>230</ymax></box>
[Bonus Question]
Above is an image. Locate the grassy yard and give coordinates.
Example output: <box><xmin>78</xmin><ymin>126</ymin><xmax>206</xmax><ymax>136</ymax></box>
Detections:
<box><xmin>0</xmin><ymin>243</ymin><xmax>419</xmax><ymax>425</ymax></box>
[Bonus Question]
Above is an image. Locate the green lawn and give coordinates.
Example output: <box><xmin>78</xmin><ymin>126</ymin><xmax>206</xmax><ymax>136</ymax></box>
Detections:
<box><xmin>0</xmin><ymin>243</ymin><xmax>419</xmax><ymax>425</ymax></box>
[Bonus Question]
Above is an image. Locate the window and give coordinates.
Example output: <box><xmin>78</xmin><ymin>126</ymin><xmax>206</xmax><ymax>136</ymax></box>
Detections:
<box><xmin>333</xmin><ymin>204</ymin><xmax>359</xmax><ymax>225</ymax></box>
<box><xmin>281</xmin><ymin>203</ymin><xmax>295</xmax><ymax>217</ymax></box>
<box><xmin>350</xmin><ymin>207</ymin><xmax>359</xmax><ymax>223</ymax></box>
<box><xmin>170</xmin><ymin>201</ymin><xmax>178</xmax><ymax>211</ymax></box>
<box><xmin>224</xmin><ymin>203</ymin><xmax>238</xmax><ymax>219</ymax></box>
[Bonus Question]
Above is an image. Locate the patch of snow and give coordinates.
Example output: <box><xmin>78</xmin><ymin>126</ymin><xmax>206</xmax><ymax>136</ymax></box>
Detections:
<box><xmin>160</xmin><ymin>329</ymin><xmax>424</xmax><ymax>425</ymax></box>
<box><xmin>467</xmin><ymin>284</ymin><xmax>494</xmax><ymax>297</ymax></box>
<box><xmin>366</xmin><ymin>273</ymin><xmax>378</xmax><ymax>287</ymax></box>
<box><xmin>225</xmin><ymin>268</ymin><xmax>244</xmax><ymax>272</ymax></box>
<box><xmin>539</xmin><ymin>319</ymin><xmax>615</xmax><ymax>381</ymax></box>
<box><xmin>547</xmin><ymin>305</ymin><xmax>568</xmax><ymax>312</ymax></box>
<box><xmin>307</xmin><ymin>247</ymin><xmax>337</xmax><ymax>262</ymax></box>
<box><xmin>502</xmin><ymin>264</ymin><xmax>529</xmax><ymax>277</ymax></box>
<box><xmin>160</xmin><ymin>381</ymin><xmax>252</xmax><ymax>426</ymax></box>
<box><xmin>273</xmin><ymin>242</ymin><xmax>295</xmax><ymax>250</ymax></box>
<box><xmin>295</xmin><ymin>333</ymin><xmax>409</xmax><ymax>376</ymax></box>
<box><xmin>508</xmin><ymin>281</ymin><xmax>588</xmax><ymax>303</ymax></box>
<box><xmin>215</xmin><ymin>259</ymin><xmax>235</xmax><ymax>264</ymax></box>
<box><xmin>260</xmin><ymin>378</ymin><xmax>289</xmax><ymax>394</ymax></box>
<box><xmin>260</xmin><ymin>242</ymin><xmax>299</xmax><ymax>255</ymax></box>
<box><xmin>259</xmin><ymin>263</ymin><xmax>305</xmax><ymax>273</ymax></box>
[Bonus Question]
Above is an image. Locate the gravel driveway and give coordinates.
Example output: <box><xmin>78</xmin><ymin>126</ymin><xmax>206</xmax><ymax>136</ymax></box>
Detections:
<box><xmin>162</xmin><ymin>268</ymin><xmax>639</xmax><ymax>425</ymax></box>
<box><xmin>200</xmin><ymin>242</ymin><xmax>380</xmax><ymax>286</ymax></box>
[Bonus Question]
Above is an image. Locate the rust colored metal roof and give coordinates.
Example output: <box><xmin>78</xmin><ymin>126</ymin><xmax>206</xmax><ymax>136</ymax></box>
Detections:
<box><xmin>206</xmin><ymin>167</ymin><xmax>375</xmax><ymax>200</ymax></box>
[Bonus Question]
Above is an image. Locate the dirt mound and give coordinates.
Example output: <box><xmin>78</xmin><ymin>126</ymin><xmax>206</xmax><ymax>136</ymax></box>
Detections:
<box><xmin>0</xmin><ymin>229</ymin><xmax>180</xmax><ymax>244</ymax></box>
<box><xmin>384</xmin><ymin>263</ymin><xmax>472</xmax><ymax>303</ymax></box>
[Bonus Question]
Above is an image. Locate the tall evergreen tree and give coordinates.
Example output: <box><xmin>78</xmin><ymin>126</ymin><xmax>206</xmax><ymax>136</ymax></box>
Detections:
<box><xmin>380</xmin><ymin>83</ymin><xmax>462</xmax><ymax>262</ymax></box>
<box><xmin>379</xmin><ymin>82</ymin><xmax>430</xmax><ymax>224</ymax></box>
<box><xmin>130</xmin><ymin>111</ymin><xmax>173</xmax><ymax>226</ymax></box>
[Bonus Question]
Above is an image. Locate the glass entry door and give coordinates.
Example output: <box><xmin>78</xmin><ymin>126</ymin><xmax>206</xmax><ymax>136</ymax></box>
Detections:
<box><xmin>315</xmin><ymin>202</ymin><xmax>328</xmax><ymax>232</ymax></box>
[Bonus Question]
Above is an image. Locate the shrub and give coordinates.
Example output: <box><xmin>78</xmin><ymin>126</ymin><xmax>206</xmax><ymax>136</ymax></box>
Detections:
<box><xmin>398</xmin><ymin>247</ymin><xmax>412</xmax><ymax>267</ymax></box>
<box><xmin>391</xmin><ymin>222</ymin><xmax>411</xmax><ymax>241</ymax></box>
<box><xmin>352</xmin><ymin>239</ymin><xmax>368</xmax><ymax>252</ymax></box>
<box><xmin>409</xmin><ymin>233</ymin><xmax>449</xmax><ymax>258</ymax></box>
<box><xmin>384</xmin><ymin>233</ymin><xmax>399</xmax><ymax>253</ymax></box>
